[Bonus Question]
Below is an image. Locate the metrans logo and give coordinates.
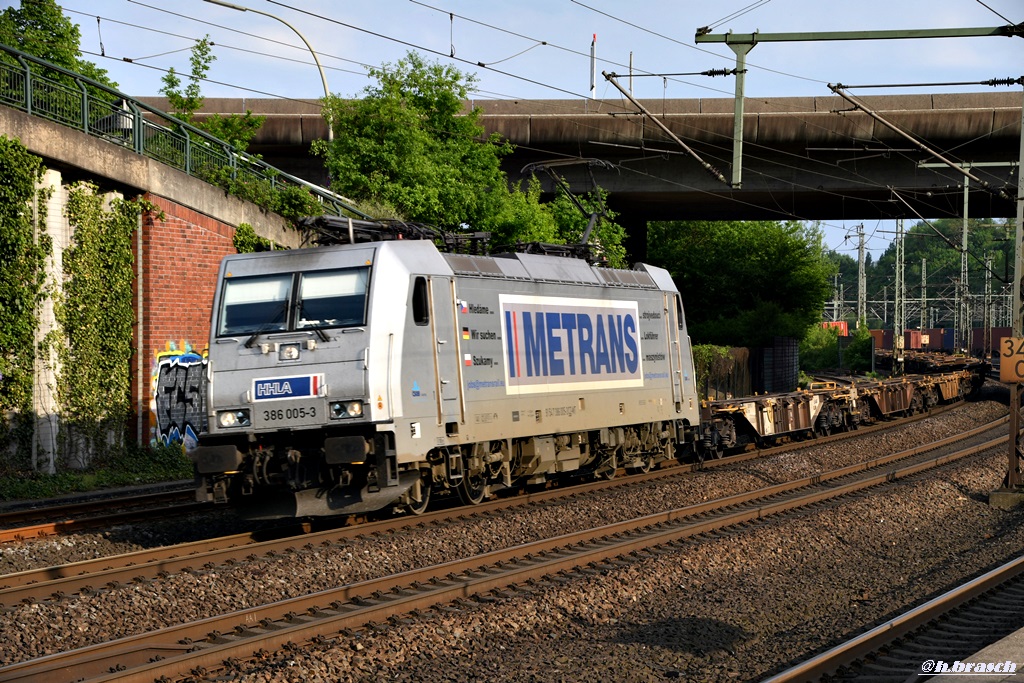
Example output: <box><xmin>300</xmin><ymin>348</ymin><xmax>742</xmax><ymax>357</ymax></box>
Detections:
<box><xmin>500</xmin><ymin>294</ymin><xmax>642</xmax><ymax>394</ymax></box>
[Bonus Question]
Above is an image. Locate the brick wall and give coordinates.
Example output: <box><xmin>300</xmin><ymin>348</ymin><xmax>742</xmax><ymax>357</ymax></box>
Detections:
<box><xmin>132</xmin><ymin>194</ymin><xmax>237</xmax><ymax>444</ymax></box>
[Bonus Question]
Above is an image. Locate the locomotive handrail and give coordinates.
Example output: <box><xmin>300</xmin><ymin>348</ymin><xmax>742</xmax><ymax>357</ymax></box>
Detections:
<box><xmin>0</xmin><ymin>42</ymin><xmax>369</xmax><ymax>220</ymax></box>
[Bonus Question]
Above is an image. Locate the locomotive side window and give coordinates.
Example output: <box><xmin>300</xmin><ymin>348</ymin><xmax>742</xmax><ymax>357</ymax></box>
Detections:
<box><xmin>218</xmin><ymin>274</ymin><xmax>291</xmax><ymax>336</ymax></box>
<box><xmin>297</xmin><ymin>267</ymin><xmax>370</xmax><ymax>329</ymax></box>
<box><xmin>412</xmin><ymin>276</ymin><xmax>428</xmax><ymax>325</ymax></box>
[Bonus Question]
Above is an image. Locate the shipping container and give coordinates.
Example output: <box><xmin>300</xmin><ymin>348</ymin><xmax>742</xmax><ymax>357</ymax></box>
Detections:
<box><xmin>822</xmin><ymin>321</ymin><xmax>849</xmax><ymax>336</ymax></box>
<box><xmin>942</xmin><ymin>328</ymin><xmax>955</xmax><ymax>350</ymax></box>
<box><xmin>923</xmin><ymin>328</ymin><xmax>948</xmax><ymax>350</ymax></box>
<box><xmin>869</xmin><ymin>329</ymin><xmax>886</xmax><ymax>350</ymax></box>
<box><xmin>989</xmin><ymin>327</ymin><xmax>1011</xmax><ymax>358</ymax></box>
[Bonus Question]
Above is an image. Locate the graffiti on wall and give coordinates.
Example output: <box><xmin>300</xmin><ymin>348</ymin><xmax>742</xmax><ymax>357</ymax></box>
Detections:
<box><xmin>151</xmin><ymin>341</ymin><xmax>208</xmax><ymax>450</ymax></box>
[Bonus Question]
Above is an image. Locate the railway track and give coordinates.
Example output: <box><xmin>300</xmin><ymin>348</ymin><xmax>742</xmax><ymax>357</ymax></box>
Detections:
<box><xmin>0</xmin><ymin>413</ymin><xmax>1008</xmax><ymax>683</ymax></box>
<box><xmin>765</xmin><ymin>553</ymin><xmax>1024</xmax><ymax>681</ymax></box>
<box><xmin>0</xmin><ymin>399</ymin><xmax>964</xmax><ymax>551</ymax></box>
<box><xmin>0</xmin><ymin>402</ymin><xmax>970</xmax><ymax>607</ymax></box>
<box><xmin>0</xmin><ymin>485</ymin><xmax>202</xmax><ymax>543</ymax></box>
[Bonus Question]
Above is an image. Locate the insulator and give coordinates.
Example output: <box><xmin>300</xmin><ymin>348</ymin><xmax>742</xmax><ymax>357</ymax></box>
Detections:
<box><xmin>983</xmin><ymin>77</ymin><xmax>1023</xmax><ymax>87</ymax></box>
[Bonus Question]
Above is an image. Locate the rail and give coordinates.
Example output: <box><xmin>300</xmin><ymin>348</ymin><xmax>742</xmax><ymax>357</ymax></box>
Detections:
<box><xmin>0</xmin><ymin>42</ymin><xmax>369</xmax><ymax>219</ymax></box>
<box><xmin>0</xmin><ymin>416</ymin><xmax>1008</xmax><ymax>682</ymax></box>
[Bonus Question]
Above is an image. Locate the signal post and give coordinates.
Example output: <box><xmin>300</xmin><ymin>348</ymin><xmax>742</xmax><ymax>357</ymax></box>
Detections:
<box><xmin>993</xmin><ymin>338</ymin><xmax>1024</xmax><ymax>508</ymax></box>
<box><xmin>990</xmin><ymin>86</ymin><xmax>1024</xmax><ymax>509</ymax></box>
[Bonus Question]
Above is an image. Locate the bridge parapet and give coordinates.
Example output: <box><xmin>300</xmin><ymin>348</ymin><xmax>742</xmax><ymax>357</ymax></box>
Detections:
<box><xmin>0</xmin><ymin>44</ymin><xmax>359</xmax><ymax>219</ymax></box>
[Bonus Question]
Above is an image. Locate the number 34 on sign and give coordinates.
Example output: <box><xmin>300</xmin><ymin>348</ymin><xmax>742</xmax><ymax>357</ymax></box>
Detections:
<box><xmin>1000</xmin><ymin>337</ymin><xmax>1024</xmax><ymax>383</ymax></box>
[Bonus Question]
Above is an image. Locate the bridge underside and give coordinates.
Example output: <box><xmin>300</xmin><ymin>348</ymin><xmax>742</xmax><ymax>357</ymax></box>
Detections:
<box><xmin>483</xmin><ymin>93</ymin><xmax>1020</xmax><ymax>226</ymax></box>
<box><xmin>186</xmin><ymin>92</ymin><xmax>1021</xmax><ymax>227</ymax></box>
<box><xmin>507</xmin><ymin>140</ymin><xmax>1017</xmax><ymax>224</ymax></box>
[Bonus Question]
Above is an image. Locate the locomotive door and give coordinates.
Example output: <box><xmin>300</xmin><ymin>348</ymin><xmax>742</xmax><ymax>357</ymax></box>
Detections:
<box><xmin>428</xmin><ymin>276</ymin><xmax>464</xmax><ymax>427</ymax></box>
<box><xmin>665</xmin><ymin>293</ymin><xmax>684</xmax><ymax>409</ymax></box>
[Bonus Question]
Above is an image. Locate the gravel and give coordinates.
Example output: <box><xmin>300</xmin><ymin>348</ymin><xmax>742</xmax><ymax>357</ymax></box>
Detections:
<box><xmin>0</xmin><ymin>392</ymin><xmax>1019</xmax><ymax>682</ymax></box>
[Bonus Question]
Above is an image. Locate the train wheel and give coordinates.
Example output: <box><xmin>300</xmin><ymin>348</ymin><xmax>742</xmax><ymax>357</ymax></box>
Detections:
<box><xmin>457</xmin><ymin>468</ymin><xmax>487</xmax><ymax>505</ymax></box>
<box><xmin>402</xmin><ymin>471</ymin><xmax>432</xmax><ymax>515</ymax></box>
<box><xmin>595</xmin><ymin>451</ymin><xmax>618</xmax><ymax>479</ymax></box>
<box><xmin>815</xmin><ymin>415</ymin><xmax>831</xmax><ymax>437</ymax></box>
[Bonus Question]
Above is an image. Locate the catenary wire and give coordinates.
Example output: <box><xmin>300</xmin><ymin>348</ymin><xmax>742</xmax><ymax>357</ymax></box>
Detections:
<box><xmin>37</xmin><ymin>0</ymin><xmax>1015</xmax><ymax>256</ymax></box>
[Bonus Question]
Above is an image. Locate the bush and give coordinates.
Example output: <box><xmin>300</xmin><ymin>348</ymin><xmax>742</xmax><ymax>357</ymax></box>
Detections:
<box><xmin>0</xmin><ymin>442</ymin><xmax>192</xmax><ymax>502</ymax></box>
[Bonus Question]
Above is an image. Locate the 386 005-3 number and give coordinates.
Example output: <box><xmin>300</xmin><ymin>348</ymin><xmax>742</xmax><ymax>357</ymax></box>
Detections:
<box><xmin>263</xmin><ymin>406</ymin><xmax>317</xmax><ymax>421</ymax></box>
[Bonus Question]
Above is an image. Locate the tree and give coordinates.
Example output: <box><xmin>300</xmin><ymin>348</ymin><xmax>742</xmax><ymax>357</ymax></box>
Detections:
<box><xmin>160</xmin><ymin>37</ymin><xmax>264</xmax><ymax>151</ymax></box>
<box><xmin>844</xmin><ymin>324</ymin><xmax>875</xmax><ymax>373</ymax></box>
<box><xmin>0</xmin><ymin>0</ymin><xmax>116</xmax><ymax>90</ymax></box>
<box><xmin>318</xmin><ymin>52</ymin><xmax>508</xmax><ymax>230</ymax></box>
<box><xmin>646</xmin><ymin>220</ymin><xmax>836</xmax><ymax>347</ymax></box>
<box><xmin>160</xmin><ymin>37</ymin><xmax>213</xmax><ymax>124</ymax></box>
<box><xmin>800</xmin><ymin>323</ymin><xmax>840</xmax><ymax>371</ymax></box>
<box><xmin>316</xmin><ymin>51</ymin><xmax>627</xmax><ymax>264</ymax></box>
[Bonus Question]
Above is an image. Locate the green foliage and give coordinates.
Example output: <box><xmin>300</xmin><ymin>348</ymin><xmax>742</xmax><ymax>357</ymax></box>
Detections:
<box><xmin>647</xmin><ymin>220</ymin><xmax>836</xmax><ymax>347</ymax></box>
<box><xmin>233</xmin><ymin>222</ymin><xmax>273</xmax><ymax>253</ymax></box>
<box><xmin>844</xmin><ymin>324</ymin><xmax>875</xmax><ymax>374</ymax></box>
<box><xmin>198</xmin><ymin>165</ymin><xmax>323</xmax><ymax>225</ymax></box>
<box><xmin>0</xmin><ymin>0</ymin><xmax>117</xmax><ymax>90</ymax></box>
<box><xmin>800</xmin><ymin>320</ymin><xmax>873</xmax><ymax>373</ymax></box>
<box><xmin>318</xmin><ymin>51</ymin><xmax>625</xmax><ymax>260</ymax></box>
<box><xmin>800</xmin><ymin>323</ymin><xmax>840</xmax><ymax>371</ymax></box>
<box><xmin>320</xmin><ymin>52</ymin><xmax>510</xmax><ymax>229</ymax></box>
<box><xmin>199</xmin><ymin>111</ymin><xmax>267</xmax><ymax>152</ymax></box>
<box><xmin>160</xmin><ymin>36</ymin><xmax>213</xmax><ymax>124</ymax></box>
<box><xmin>0</xmin><ymin>442</ymin><xmax>192</xmax><ymax>501</ymax></box>
<box><xmin>0</xmin><ymin>136</ymin><xmax>47</xmax><ymax>463</ymax></box>
<box><xmin>161</xmin><ymin>36</ymin><xmax>265</xmax><ymax>151</ymax></box>
<box><xmin>831</xmin><ymin>217</ymin><xmax>1014</xmax><ymax>330</ymax></box>
<box><xmin>546</xmin><ymin>185</ymin><xmax>627</xmax><ymax>268</ymax></box>
<box><xmin>691</xmin><ymin>343</ymin><xmax>735</xmax><ymax>401</ymax></box>
<box><xmin>272</xmin><ymin>184</ymin><xmax>326</xmax><ymax>223</ymax></box>
<box><xmin>50</xmin><ymin>184</ymin><xmax>140</xmax><ymax>461</ymax></box>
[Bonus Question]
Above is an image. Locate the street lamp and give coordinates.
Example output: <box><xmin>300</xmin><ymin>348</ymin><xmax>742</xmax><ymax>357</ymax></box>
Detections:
<box><xmin>203</xmin><ymin>0</ymin><xmax>333</xmax><ymax>141</ymax></box>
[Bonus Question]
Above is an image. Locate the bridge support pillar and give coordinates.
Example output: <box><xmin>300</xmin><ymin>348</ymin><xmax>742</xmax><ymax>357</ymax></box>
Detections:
<box><xmin>32</xmin><ymin>169</ymin><xmax>65</xmax><ymax>474</ymax></box>
<box><xmin>620</xmin><ymin>214</ymin><xmax>648</xmax><ymax>264</ymax></box>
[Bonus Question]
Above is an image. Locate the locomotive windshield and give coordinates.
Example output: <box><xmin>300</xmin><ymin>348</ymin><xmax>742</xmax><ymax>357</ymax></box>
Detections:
<box><xmin>217</xmin><ymin>267</ymin><xmax>370</xmax><ymax>337</ymax></box>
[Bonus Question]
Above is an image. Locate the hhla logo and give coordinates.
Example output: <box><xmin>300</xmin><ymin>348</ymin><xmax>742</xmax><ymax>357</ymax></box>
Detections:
<box><xmin>252</xmin><ymin>374</ymin><xmax>322</xmax><ymax>401</ymax></box>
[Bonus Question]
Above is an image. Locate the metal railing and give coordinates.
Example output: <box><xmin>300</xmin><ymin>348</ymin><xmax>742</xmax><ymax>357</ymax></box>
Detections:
<box><xmin>0</xmin><ymin>43</ymin><xmax>368</xmax><ymax>219</ymax></box>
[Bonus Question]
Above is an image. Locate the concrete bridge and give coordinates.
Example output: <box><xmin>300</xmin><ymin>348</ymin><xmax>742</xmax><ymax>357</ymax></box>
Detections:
<box><xmin>172</xmin><ymin>91</ymin><xmax>1022</xmax><ymax>229</ymax></box>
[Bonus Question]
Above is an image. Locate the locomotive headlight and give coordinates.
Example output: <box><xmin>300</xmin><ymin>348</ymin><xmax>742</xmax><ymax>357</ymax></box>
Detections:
<box><xmin>278</xmin><ymin>343</ymin><xmax>301</xmax><ymax>361</ymax></box>
<box><xmin>329</xmin><ymin>400</ymin><xmax>363</xmax><ymax>419</ymax></box>
<box><xmin>217</xmin><ymin>409</ymin><xmax>251</xmax><ymax>428</ymax></box>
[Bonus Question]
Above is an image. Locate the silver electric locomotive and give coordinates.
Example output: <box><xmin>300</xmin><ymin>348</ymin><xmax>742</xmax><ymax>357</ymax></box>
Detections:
<box><xmin>190</xmin><ymin>219</ymin><xmax>702</xmax><ymax>517</ymax></box>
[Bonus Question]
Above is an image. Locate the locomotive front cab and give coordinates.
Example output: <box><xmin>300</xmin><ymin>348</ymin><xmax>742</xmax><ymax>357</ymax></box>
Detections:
<box><xmin>191</xmin><ymin>245</ymin><xmax>412</xmax><ymax>517</ymax></box>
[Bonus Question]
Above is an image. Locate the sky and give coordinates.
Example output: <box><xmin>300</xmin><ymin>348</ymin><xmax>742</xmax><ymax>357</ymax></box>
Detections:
<box><xmin>11</xmin><ymin>0</ymin><xmax>1024</xmax><ymax>257</ymax></box>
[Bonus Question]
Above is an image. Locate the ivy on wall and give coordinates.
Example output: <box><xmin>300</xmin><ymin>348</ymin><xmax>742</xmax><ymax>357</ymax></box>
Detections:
<box><xmin>49</xmin><ymin>183</ymin><xmax>143</xmax><ymax>461</ymax></box>
<box><xmin>232</xmin><ymin>222</ymin><xmax>274</xmax><ymax>253</ymax></box>
<box><xmin>199</xmin><ymin>167</ymin><xmax>326</xmax><ymax>226</ymax></box>
<box><xmin>0</xmin><ymin>136</ymin><xmax>48</xmax><ymax>468</ymax></box>
<box><xmin>692</xmin><ymin>344</ymin><xmax>743</xmax><ymax>401</ymax></box>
